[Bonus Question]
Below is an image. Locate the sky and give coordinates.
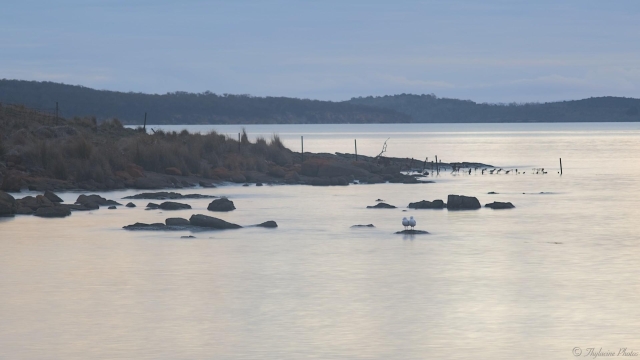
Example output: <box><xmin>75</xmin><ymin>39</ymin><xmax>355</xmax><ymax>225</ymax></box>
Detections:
<box><xmin>2</xmin><ymin>0</ymin><xmax>640</xmax><ymax>102</ymax></box>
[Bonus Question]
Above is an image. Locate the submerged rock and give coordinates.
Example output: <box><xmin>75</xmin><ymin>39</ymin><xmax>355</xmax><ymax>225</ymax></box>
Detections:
<box><xmin>123</xmin><ymin>192</ymin><xmax>216</xmax><ymax>200</ymax></box>
<box><xmin>446</xmin><ymin>195</ymin><xmax>481</xmax><ymax>210</ymax></box>
<box><xmin>394</xmin><ymin>229</ymin><xmax>429</xmax><ymax>235</ymax></box>
<box><xmin>351</xmin><ymin>224</ymin><xmax>375</xmax><ymax>228</ymax></box>
<box><xmin>367</xmin><ymin>202</ymin><xmax>396</xmax><ymax>209</ymax></box>
<box><xmin>189</xmin><ymin>214</ymin><xmax>242</xmax><ymax>229</ymax></box>
<box><xmin>181</xmin><ymin>235</ymin><xmax>196</xmax><ymax>239</ymax></box>
<box><xmin>408</xmin><ymin>200</ymin><xmax>445</xmax><ymax>209</ymax></box>
<box><xmin>254</xmin><ymin>220</ymin><xmax>278</xmax><ymax>228</ymax></box>
<box><xmin>207</xmin><ymin>198</ymin><xmax>236</xmax><ymax>212</ymax></box>
<box><xmin>484</xmin><ymin>201</ymin><xmax>515</xmax><ymax>209</ymax></box>
<box><xmin>123</xmin><ymin>222</ymin><xmax>168</xmax><ymax>230</ymax></box>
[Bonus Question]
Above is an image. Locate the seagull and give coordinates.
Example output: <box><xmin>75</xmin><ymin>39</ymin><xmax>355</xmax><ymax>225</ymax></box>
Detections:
<box><xmin>402</xmin><ymin>217</ymin><xmax>409</xmax><ymax>230</ymax></box>
<box><xmin>408</xmin><ymin>216</ymin><xmax>416</xmax><ymax>230</ymax></box>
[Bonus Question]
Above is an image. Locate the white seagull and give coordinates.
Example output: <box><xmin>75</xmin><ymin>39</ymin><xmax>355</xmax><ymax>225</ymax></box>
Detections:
<box><xmin>408</xmin><ymin>216</ymin><xmax>416</xmax><ymax>230</ymax></box>
<box><xmin>402</xmin><ymin>217</ymin><xmax>409</xmax><ymax>230</ymax></box>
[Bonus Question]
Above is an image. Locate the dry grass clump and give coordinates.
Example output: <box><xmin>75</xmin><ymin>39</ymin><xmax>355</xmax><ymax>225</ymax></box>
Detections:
<box><xmin>1</xmin><ymin>105</ymin><xmax>298</xmax><ymax>184</ymax></box>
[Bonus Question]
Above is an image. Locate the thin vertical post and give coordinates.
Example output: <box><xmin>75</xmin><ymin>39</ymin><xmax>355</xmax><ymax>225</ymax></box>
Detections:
<box><xmin>560</xmin><ymin>158</ymin><xmax>563</xmax><ymax>175</ymax></box>
<box><xmin>143</xmin><ymin>112</ymin><xmax>147</xmax><ymax>131</ymax></box>
<box><xmin>435</xmin><ymin>155</ymin><xmax>439</xmax><ymax>175</ymax></box>
<box><xmin>238</xmin><ymin>133</ymin><xmax>241</xmax><ymax>151</ymax></box>
<box><xmin>422</xmin><ymin>157</ymin><xmax>427</xmax><ymax>173</ymax></box>
<box><xmin>354</xmin><ymin>139</ymin><xmax>358</xmax><ymax>161</ymax></box>
<box><xmin>301</xmin><ymin>136</ymin><xmax>304</xmax><ymax>162</ymax></box>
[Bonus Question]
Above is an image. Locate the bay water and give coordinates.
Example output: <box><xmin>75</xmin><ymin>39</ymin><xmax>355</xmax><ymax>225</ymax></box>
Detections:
<box><xmin>1</xmin><ymin>123</ymin><xmax>639</xmax><ymax>359</ymax></box>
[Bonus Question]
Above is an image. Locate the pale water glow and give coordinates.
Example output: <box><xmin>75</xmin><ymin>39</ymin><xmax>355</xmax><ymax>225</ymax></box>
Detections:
<box><xmin>1</xmin><ymin>123</ymin><xmax>639</xmax><ymax>359</ymax></box>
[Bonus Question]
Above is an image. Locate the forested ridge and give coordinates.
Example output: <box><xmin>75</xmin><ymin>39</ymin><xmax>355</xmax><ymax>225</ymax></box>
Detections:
<box><xmin>1</xmin><ymin>79</ymin><xmax>639</xmax><ymax>124</ymax></box>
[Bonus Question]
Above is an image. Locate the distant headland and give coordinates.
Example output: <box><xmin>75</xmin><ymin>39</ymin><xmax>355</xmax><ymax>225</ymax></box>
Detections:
<box><xmin>1</xmin><ymin>79</ymin><xmax>639</xmax><ymax>125</ymax></box>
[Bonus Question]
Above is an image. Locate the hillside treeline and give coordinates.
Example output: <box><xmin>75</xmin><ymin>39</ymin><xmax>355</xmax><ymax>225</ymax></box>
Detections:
<box><xmin>348</xmin><ymin>94</ymin><xmax>640</xmax><ymax>123</ymax></box>
<box><xmin>0</xmin><ymin>80</ymin><xmax>408</xmax><ymax>125</ymax></box>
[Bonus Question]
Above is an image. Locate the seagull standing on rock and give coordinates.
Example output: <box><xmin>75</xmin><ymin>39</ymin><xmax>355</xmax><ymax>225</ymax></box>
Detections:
<box><xmin>402</xmin><ymin>217</ymin><xmax>409</xmax><ymax>230</ymax></box>
<box><xmin>409</xmin><ymin>216</ymin><xmax>416</xmax><ymax>230</ymax></box>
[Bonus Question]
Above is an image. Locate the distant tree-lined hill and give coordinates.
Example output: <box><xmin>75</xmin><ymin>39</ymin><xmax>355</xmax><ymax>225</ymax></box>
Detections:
<box><xmin>348</xmin><ymin>93</ymin><xmax>640</xmax><ymax>122</ymax></box>
<box><xmin>0</xmin><ymin>80</ymin><xmax>409</xmax><ymax>125</ymax></box>
<box><xmin>1</xmin><ymin>79</ymin><xmax>639</xmax><ymax>124</ymax></box>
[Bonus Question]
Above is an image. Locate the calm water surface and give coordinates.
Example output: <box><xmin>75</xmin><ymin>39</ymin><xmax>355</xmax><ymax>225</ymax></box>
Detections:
<box><xmin>2</xmin><ymin>123</ymin><xmax>640</xmax><ymax>359</ymax></box>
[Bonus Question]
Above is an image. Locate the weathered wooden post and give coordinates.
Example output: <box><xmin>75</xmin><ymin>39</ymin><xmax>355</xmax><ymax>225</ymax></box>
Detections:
<box><xmin>422</xmin><ymin>157</ymin><xmax>428</xmax><ymax>173</ymax></box>
<box><xmin>143</xmin><ymin>112</ymin><xmax>147</xmax><ymax>131</ymax></box>
<box><xmin>560</xmin><ymin>158</ymin><xmax>563</xmax><ymax>175</ymax></box>
<box><xmin>301</xmin><ymin>136</ymin><xmax>304</xmax><ymax>162</ymax></box>
<box><xmin>435</xmin><ymin>155</ymin><xmax>439</xmax><ymax>174</ymax></box>
<box><xmin>354</xmin><ymin>139</ymin><xmax>358</xmax><ymax>161</ymax></box>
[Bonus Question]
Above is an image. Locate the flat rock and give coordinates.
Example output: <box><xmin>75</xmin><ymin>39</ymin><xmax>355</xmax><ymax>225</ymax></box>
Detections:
<box><xmin>484</xmin><ymin>201</ymin><xmax>515</xmax><ymax>209</ymax></box>
<box><xmin>351</xmin><ymin>224</ymin><xmax>375</xmax><ymax>228</ymax></box>
<box><xmin>395</xmin><ymin>229</ymin><xmax>430</xmax><ymax>235</ymax></box>
<box><xmin>367</xmin><ymin>202</ymin><xmax>396</xmax><ymax>209</ymax></box>
<box><xmin>34</xmin><ymin>206</ymin><xmax>71</xmax><ymax>218</ymax></box>
<box><xmin>446</xmin><ymin>195</ymin><xmax>481</xmax><ymax>210</ymax></box>
<box><xmin>123</xmin><ymin>192</ymin><xmax>216</xmax><ymax>200</ymax></box>
<box><xmin>166</xmin><ymin>217</ymin><xmax>190</xmax><ymax>226</ymax></box>
<box><xmin>408</xmin><ymin>200</ymin><xmax>445</xmax><ymax>209</ymax></box>
<box><xmin>207</xmin><ymin>198</ymin><xmax>236</xmax><ymax>212</ymax></box>
<box><xmin>76</xmin><ymin>194</ymin><xmax>121</xmax><ymax>207</ymax></box>
<box><xmin>123</xmin><ymin>222</ymin><xmax>170</xmax><ymax>230</ymax></box>
<box><xmin>189</xmin><ymin>214</ymin><xmax>242</xmax><ymax>229</ymax></box>
<box><xmin>181</xmin><ymin>235</ymin><xmax>196</xmax><ymax>239</ymax></box>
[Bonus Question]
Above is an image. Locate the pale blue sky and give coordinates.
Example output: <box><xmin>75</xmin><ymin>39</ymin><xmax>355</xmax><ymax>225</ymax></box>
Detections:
<box><xmin>2</xmin><ymin>0</ymin><xmax>639</xmax><ymax>102</ymax></box>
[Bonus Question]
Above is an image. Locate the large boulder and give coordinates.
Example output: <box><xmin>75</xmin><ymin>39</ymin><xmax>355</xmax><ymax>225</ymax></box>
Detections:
<box><xmin>0</xmin><ymin>191</ymin><xmax>17</xmax><ymax>217</ymax></box>
<box><xmin>485</xmin><ymin>201</ymin><xmax>515</xmax><ymax>209</ymax></box>
<box><xmin>408</xmin><ymin>200</ymin><xmax>445</xmax><ymax>209</ymax></box>
<box><xmin>1</xmin><ymin>171</ymin><xmax>23</xmax><ymax>192</ymax></box>
<box><xmin>165</xmin><ymin>217</ymin><xmax>191</xmax><ymax>226</ymax></box>
<box><xmin>34</xmin><ymin>206</ymin><xmax>71</xmax><ymax>218</ymax></box>
<box><xmin>446</xmin><ymin>195</ymin><xmax>481</xmax><ymax>210</ymax></box>
<box><xmin>158</xmin><ymin>201</ymin><xmax>191</xmax><ymax>210</ymax></box>
<box><xmin>189</xmin><ymin>214</ymin><xmax>242</xmax><ymax>229</ymax></box>
<box><xmin>207</xmin><ymin>198</ymin><xmax>236</xmax><ymax>212</ymax></box>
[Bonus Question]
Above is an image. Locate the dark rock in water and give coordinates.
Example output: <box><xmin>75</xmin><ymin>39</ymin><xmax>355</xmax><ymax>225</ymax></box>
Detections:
<box><xmin>166</xmin><ymin>217</ymin><xmax>190</xmax><ymax>226</ymax></box>
<box><xmin>367</xmin><ymin>202</ymin><xmax>396</xmax><ymax>209</ymax></box>
<box><xmin>207</xmin><ymin>198</ymin><xmax>235</xmax><ymax>212</ymax></box>
<box><xmin>16</xmin><ymin>206</ymin><xmax>34</xmax><ymax>215</ymax></box>
<box><xmin>34</xmin><ymin>206</ymin><xmax>71</xmax><ymax>218</ymax></box>
<box><xmin>395</xmin><ymin>229</ymin><xmax>429</xmax><ymax>235</ymax></box>
<box><xmin>484</xmin><ymin>201</ymin><xmax>515</xmax><ymax>209</ymax></box>
<box><xmin>351</xmin><ymin>224</ymin><xmax>375</xmax><ymax>228</ymax></box>
<box><xmin>158</xmin><ymin>201</ymin><xmax>191</xmax><ymax>210</ymax></box>
<box><xmin>76</xmin><ymin>194</ymin><xmax>121</xmax><ymax>207</ymax></box>
<box><xmin>108</xmin><ymin>206</ymin><xmax>117</xmax><ymax>210</ymax></box>
<box><xmin>446</xmin><ymin>195</ymin><xmax>481</xmax><ymax>210</ymax></box>
<box><xmin>189</xmin><ymin>214</ymin><xmax>242</xmax><ymax>229</ymax></box>
<box><xmin>123</xmin><ymin>222</ymin><xmax>168</xmax><ymax>230</ymax></box>
<box><xmin>123</xmin><ymin>192</ymin><xmax>216</xmax><ymax>200</ymax></box>
<box><xmin>408</xmin><ymin>199</ymin><xmax>445</xmax><ymax>209</ymax></box>
<box><xmin>0</xmin><ymin>191</ymin><xmax>17</xmax><ymax>217</ymax></box>
<box><xmin>199</xmin><ymin>181</ymin><xmax>216</xmax><ymax>188</ymax></box>
<box><xmin>181</xmin><ymin>235</ymin><xmax>196</xmax><ymax>239</ymax></box>
<box><xmin>375</xmin><ymin>199</ymin><xmax>384</xmax><ymax>202</ymax></box>
<box><xmin>126</xmin><ymin>202</ymin><xmax>136</xmax><ymax>208</ymax></box>
<box><xmin>487</xmin><ymin>191</ymin><xmax>498</xmax><ymax>195</ymax></box>
<box><xmin>256</xmin><ymin>183</ymin><xmax>263</xmax><ymax>187</ymax></box>
<box><xmin>44</xmin><ymin>190</ymin><xmax>63</xmax><ymax>203</ymax></box>
<box><xmin>242</xmin><ymin>183</ymin><xmax>250</xmax><ymax>187</ymax></box>
<box><xmin>255</xmin><ymin>220</ymin><xmax>278</xmax><ymax>228</ymax></box>
<box><xmin>146</xmin><ymin>202</ymin><xmax>160</xmax><ymax>209</ymax></box>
